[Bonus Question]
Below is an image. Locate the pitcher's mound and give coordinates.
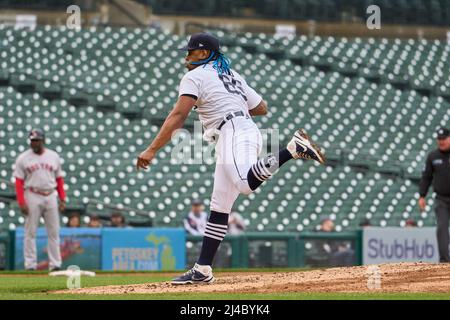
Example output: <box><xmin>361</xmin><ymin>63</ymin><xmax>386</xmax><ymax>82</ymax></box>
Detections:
<box><xmin>55</xmin><ymin>262</ymin><xmax>450</xmax><ymax>295</ymax></box>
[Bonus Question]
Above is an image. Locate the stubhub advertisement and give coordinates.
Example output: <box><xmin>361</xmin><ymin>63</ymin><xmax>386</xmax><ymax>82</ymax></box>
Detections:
<box><xmin>363</xmin><ymin>227</ymin><xmax>443</xmax><ymax>264</ymax></box>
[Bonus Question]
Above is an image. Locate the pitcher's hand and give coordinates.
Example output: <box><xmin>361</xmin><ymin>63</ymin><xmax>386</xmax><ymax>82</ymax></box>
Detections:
<box><xmin>418</xmin><ymin>197</ymin><xmax>426</xmax><ymax>212</ymax></box>
<box><xmin>137</xmin><ymin>148</ymin><xmax>156</xmax><ymax>170</ymax></box>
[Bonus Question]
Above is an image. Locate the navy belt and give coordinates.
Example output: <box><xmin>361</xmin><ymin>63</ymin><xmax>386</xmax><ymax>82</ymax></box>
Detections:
<box><xmin>217</xmin><ymin>111</ymin><xmax>246</xmax><ymax>130</ymax></box>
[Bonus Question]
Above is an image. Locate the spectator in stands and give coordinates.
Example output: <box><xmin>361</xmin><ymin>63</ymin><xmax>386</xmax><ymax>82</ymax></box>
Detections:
<box><xmin>67</xmin><ymin>212</ymin><xmax>81</xmax><ymax>228</ymax></box>
<box><xmin>405</xmin><ymin>219</ymin><xmax>417</xmax><ymax>228</ymax></box>
<box><xmin>183</xmin><ymin>199</ymin><xmax>207</xmax><ymax>235</ymax></box>
<box><xmin>228</xmin><ymin>211</ymin><xmax>246</xmax><ymax>235</ymax></box>
<box><xmin>110</xmin><ymin>211</ymin><xmax>126</xmax><ymax>228</ymax></box>
<box><xmin>87</xmin><ymin>215</ymin><xmax>102</xmax><ymax>228</ymax></box>
<box><xmin>318</xmin><ymin>216</ymin><xmax>335</xmax><ymax>232</ymax></box>
<box><xmin>359</xmin><ymin>218</ymin><xmax>372</xmax><ymax>227</ymax></box>
<box><xmin>310</xmin><ymin>216</ymin><xmax>355</xmax><ymax>267</ymax></box>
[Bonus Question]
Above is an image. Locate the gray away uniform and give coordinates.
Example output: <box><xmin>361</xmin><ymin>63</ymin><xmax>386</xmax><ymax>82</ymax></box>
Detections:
<box><xmin>13</xmin><ymin>148</ymin><xmax>63</xmax><ymax>270</ymax></box>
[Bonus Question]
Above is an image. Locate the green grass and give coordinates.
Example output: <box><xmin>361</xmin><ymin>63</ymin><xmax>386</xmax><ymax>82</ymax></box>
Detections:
<box><xmin>0</xmin><ymin>267</ymin><xmax>310</xmax><ymax>275</ymax></box>
<box><xmin>0</xmin><ymin>275</ymin><xmax>169</xmax><ymax>300</ymax></box>
<box><xmin>0</xmin><ymin>273</ymin><xmax>449</xmax><ymax>300</ymax></box>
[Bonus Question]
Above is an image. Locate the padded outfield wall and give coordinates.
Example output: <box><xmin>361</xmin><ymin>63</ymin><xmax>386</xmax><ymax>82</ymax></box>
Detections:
<box><xmin>1</xmin><ymin>227</ymin><xmax>448</xmax><ymax>270</ymax></box>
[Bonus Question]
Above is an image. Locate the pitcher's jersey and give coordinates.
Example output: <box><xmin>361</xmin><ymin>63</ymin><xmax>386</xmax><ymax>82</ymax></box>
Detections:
<box><xmin>13</xmin><ymin>148</ymin><xmax>63</xmax><ymax>190</ymax></box>
<box><xmin>178</xmin><ymin>62</ymin><xmax>262</xmax><ymax>130</ymax></box>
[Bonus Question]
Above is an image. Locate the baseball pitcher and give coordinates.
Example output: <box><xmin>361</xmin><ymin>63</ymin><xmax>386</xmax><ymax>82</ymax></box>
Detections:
<box><xmin>14</xmin><ymin>129</ymin><xmax>66</xmax><ymax>271</ymax></box>
<box><xmin>136</xmin><ymin>33</ymin><xmax>325</xmax><ymax>284</ymax></box>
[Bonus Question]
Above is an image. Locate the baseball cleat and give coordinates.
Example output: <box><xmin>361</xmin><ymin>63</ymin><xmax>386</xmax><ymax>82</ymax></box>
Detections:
<box><xmin>171</xmin><ymin>263</ymin><xmax>215</xmax><ymax>285</ymax></box>
<box><xmin>287</xmin><ymin>129</ymin><xmax>326</xmax><ymax>165</ymax></box>
<box><xmin>49</xmin><ymin>266</ymin><xmax>61</xmax><ymax>272</ymax></box>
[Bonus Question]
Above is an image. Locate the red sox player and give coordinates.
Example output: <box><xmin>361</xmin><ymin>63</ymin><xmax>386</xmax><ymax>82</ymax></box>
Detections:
<box><xmin>14</xmin><ymin>129</ymin><xmax>66</xmax><ymax>271</ymax></box>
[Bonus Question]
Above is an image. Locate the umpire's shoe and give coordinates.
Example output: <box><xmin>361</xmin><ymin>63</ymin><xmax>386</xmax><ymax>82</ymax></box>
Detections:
<box><xmin>171</xmin><ymin>263</ymin><xmax>215</xmax><ymax>285</ymax></box>
<box><xmin>287</xmin><ymin>129</ymin><xmax>326</xmax><ymax>165</ymax></box>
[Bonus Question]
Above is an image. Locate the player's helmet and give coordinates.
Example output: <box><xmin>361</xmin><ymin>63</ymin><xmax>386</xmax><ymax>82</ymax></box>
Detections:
<box><xmin>28</xmin><ymin>128</ymin><xmax>45</xmax><ymax>141</ymax></box>
<box><xmin>179</xmin><ymin>32</ymin><xmax>231</xmax><ymax>75</ymax></box>
<box><xmin>178</xmin><ymin>32</ymin><xmax>220</xmax><ymax>51</ymax></box>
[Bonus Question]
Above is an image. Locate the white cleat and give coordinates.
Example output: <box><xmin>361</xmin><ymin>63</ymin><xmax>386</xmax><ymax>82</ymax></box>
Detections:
<box><xmin>287</xmin><ymin>129</ymin><xmax>326</xmax><ymax>165</ymax></box>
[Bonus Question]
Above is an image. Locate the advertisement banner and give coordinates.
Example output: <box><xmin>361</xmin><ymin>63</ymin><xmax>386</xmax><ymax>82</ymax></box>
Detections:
<box><xmin>363</xmin><ymin>227</ymin><xmax>444</xmax><ymax>264</ymax></box>
<box><xmin>101</xmin><ymin>228</ymin><xmax>185</xmax><ymax>271</ymax></box>
<box><xmin>14</xmin><ymin>227</ymin><xmax>101</xmax><ymax>270</ymax></box>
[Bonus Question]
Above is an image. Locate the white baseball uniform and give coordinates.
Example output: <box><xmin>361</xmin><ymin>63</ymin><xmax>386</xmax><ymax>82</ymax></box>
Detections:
<box><xmin>13</xmin><ymin>148</ymin><xmax>63</xmax><ymax>270</ymax></box>
<box><xmin>179</xmin><ymin>62</ymin><xmax>263</xmax><ymax>214</ymax></box>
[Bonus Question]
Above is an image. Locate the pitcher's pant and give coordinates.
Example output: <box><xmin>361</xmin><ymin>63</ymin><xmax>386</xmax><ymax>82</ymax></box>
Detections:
<box><xmin>210</xmin><ymin>116</ymin><xmax>263</xmax><ymax>214</ymax></box>
<box><xmin>435</xmin><ymin>196</ymin><xmax>450</xmax><ymax>263</ymax></box>
<box><xmin>24</xmin><ymin>190</ymin><xmax>62</xmax><ymax>270</ymax></box>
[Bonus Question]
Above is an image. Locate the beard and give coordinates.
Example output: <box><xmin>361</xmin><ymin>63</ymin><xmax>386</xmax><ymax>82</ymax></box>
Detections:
<box><xmin>184</xmin><ymin>60</ymin><xmax>197</xmax><ymax>71</ymax></box>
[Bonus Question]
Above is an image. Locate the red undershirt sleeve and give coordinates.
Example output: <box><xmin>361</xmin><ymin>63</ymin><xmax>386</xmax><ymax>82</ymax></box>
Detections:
<box><xmin>56</xmin><ymin>177</ymin><xmax>66</xmax><ymax>202</ymax></box>
<box><xmin>15</xmin><ymin>178</ymin><xmax>25</xmax><ymax>206</ymax></box>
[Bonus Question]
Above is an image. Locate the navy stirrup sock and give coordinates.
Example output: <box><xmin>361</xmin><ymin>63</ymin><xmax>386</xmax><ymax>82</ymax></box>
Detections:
<box><xmin>197</xmin><ymin>211</ymin><xmax>229</xmax><ymax>266</ymax></box>
<box><xmin>247</xmin><ymin>148</ymin><xmax>293</xmax><ymax>191</ymax></box>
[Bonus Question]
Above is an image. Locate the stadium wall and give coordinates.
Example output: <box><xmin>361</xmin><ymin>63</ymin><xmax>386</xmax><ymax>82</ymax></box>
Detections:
<box><xmin>0</xmin><ymin>7</ymin><xmax>448</xmax><ymax>39</ymax></box>
<box><xmin>1</xmin><ymin>228</ymin><xmax>449</xmax><ymax>270</ymax></box>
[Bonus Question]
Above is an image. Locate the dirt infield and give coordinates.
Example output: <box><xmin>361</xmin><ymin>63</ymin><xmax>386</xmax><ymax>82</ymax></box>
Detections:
<box><xmin>56</xmin><ymin>262</ymin><xmax>450</xmax><ymax>295</ymax></box>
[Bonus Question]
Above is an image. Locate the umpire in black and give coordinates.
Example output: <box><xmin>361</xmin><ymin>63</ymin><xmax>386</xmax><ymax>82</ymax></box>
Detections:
<box><xmin>419</xmin><ymin>127</ymin><xmax>450</xmax><ymax>263</ymax></box>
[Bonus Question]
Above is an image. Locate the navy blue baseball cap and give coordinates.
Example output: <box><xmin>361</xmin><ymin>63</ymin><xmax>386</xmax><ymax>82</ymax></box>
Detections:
<box><xmin>179</xmin><ymin>33</ymin><xmax>220</xmax><ymax>51</ymax></box>
<box><xmin>436</xmin><ymin>127</ymin><xmax>450</xmax><ymax>139</ymax></box>
<box><xmin>29</xmin><ymin>128</ymin><xmax>45</xmax><ymax>140</ymax></box>
<box><xmin>191</xmin><ymin>199</ymin><xmax>203</xmax><ymax>206</ymax></box>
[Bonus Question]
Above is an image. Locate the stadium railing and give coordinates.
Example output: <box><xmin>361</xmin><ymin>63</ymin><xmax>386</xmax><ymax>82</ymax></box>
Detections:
<box><xmin>187</xmin><ymin>231</ymin><xmax>363</xmax><ymax>269</ymax></box>
<box><xmin>0</xmin><ymin>230</ymin><xmax>15</xmax><ymax>270</ymax></box>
